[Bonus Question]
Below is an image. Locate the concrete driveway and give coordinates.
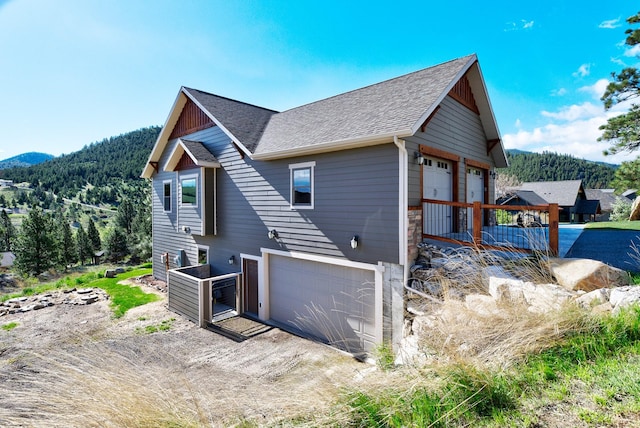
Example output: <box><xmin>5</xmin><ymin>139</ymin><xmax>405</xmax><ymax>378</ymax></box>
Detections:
<box><xmin>565</xmin><ymin>228</ymin><xmax>640</xmax><ymax>273</ymax></box>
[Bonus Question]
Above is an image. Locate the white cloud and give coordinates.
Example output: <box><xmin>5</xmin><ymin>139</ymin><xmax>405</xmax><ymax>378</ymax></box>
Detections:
<box><xmin>611</xmin><ymin>56</ymin><xmax>626</xmax><ymax>67</ymax></box>
<box><xmin>572</xmin><ymin>63</ymin><xmax>591</xmax><ymax>78</ymax></box>
<box><xmin>503</xmin><ymin>101</ymin><xmax>637</xmax><ymax>164</ymax></box>
<box><xmin>624</xmin><ymin>44</ymin><xmax>640</xmax><ymax>57</ymax></box>
<box><xmin>579</xmin><ymin>78</ymin><xmax>610</xmax><ymax>100</ymax></box>
<box><xmin>598</xmin><ymin>18</ymin><xmax>621</xmax><ymax>29</ymax></box>
<box><xmin>515</xmin><ymin>118</ymin><xmax>522</xmax><ymax>128</ymax></box>
<box><xmin>522</xmin><ymin>20</ymin><xmax>534</xmax><ymax>29</ymax></box>
<box><xmin>551</xmin><ymin>88</ymin><xmax>567</xmax><ymax>96</ymax></box>
<box><xmin>541</xmin><ymin>102</ymin><xmax>602</xmax><ymax>121</ymax></box>
<box><xmin>504</xmin><ymin>19</ymin><xmax>534</xmax><ymax>31</ymax></box>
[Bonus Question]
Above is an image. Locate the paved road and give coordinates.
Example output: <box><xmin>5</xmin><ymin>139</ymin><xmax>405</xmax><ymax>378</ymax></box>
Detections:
<box><xmin>565</xmin><ymin>229</ymin><xmax>640</xmax><ymax>273</ymax></box>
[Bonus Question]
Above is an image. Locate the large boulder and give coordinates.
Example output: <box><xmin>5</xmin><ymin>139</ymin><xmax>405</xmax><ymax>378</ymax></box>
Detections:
<box><xmin>630</xmin><ymin>196</ymin><xmax>640</xmax><ymax>221</ymax></box>
<box><xmin>549</xmin><ymin>258</ymin><xmax>630</xmax><ymax>292</ymax></box>
<box><xmin>609</xmin><ymin>286</ymin><xmax>640</xmax><ymax>313</ymax></box>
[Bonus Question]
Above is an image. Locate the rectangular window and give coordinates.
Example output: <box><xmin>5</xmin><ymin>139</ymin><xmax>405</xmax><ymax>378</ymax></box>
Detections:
<box><xmin>181</xmin><ymin>177</ymin><xmax>197</xmax><ymax>206</ymax></box>
<box><xmin>163</xmin><ymin>181</ymin><xmax>172</xmax><ymax>212</ymax></box>
<box><xmin>289</xmin><ymin>161</ymin><xmax>315</xmax><ymax>209</ymax></box>
<box><xmin>197</xmin><ymin>247</ymin><xmax>208</xmax><ymax>265</ymax></box>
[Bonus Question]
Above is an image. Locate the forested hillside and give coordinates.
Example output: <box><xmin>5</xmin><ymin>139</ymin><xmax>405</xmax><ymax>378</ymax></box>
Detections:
<box><xmin>498</xmin><ymin>150</ymin><xmax>616</xmax><ymax>189</ymax></box>
<box><xmin>0</xmin><ymin>126</ymin><xmax>160</xmax><ymax>201</ymax></box>
<box><xmin>0</xmin><ymin>152</ymin><xmax>54</xmax><ymax>170</ymax></box>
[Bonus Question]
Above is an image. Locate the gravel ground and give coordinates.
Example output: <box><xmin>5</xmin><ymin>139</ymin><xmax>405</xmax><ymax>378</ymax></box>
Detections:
<box><xmin>565</xmin><ymin>229</ymin><xmax>640</xmax><ymax>272</ymax></box>
<box><xmin>0</xmin><ymin>281</ymin><xmax>375</xmax><ymax>427</ymax></box>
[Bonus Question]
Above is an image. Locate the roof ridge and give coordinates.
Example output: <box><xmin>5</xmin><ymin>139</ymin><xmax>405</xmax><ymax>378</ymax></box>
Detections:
<box><xmin>277</xmin><ymin>54</ymin><xmax>477</xmax><ymax>114</ymax></box>
<box><xmin>182</xmin><ymin>87</ymin><xmax>279</xmax><ymax>113</ymax></box>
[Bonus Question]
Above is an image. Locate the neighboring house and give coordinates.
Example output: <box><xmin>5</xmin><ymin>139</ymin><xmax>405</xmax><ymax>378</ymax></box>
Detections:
<box><xmin>499</xmin><ymin>180</ymin><xmax>600</xmax><ymax>223</ymax></box>
<box><xmin>141</xmin><ymin>54</ymin><xmax>508</xmax><ymax>355</ymax></box>
<box><xmin>586</xmin><ymin>188</ymin><xmax>633</xmax><ymax>221</ymax></box>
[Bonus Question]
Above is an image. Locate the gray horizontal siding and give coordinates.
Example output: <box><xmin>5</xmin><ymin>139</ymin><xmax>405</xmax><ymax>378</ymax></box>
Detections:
<box><xmin>167</xmin><ymin>270</ymin><xmax>199</xmax><ymax>323</ymax></box>
<box><xmin>151</xmin><ymin>125</ymin><xmax>400</xmax><ymax>279</ymax></box>
<box><xmin>407</xmin><ymin>96</ymin><xmax>495</xmax><ymax>206</ymax></box>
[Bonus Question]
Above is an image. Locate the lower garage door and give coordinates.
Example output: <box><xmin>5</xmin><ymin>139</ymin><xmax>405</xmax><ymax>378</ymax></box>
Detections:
<box><xmin>269</xmin><ymin>254</ymin><xmax>377</xmax><ymax>354</ymax></box>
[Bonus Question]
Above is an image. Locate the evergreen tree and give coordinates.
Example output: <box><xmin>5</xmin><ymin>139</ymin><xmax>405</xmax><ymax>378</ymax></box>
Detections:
<box><xmin>13</xmin><ymin>207</ymin><xmax>58</xmax><ymax>276</ymax></box>
<box><xmin>105</xmin><ymin>226</ymin><xmax>128</xmax><ymax>262</ymax></box>
<box><xmin>58</xmin><ymin>219</ymin><xmax>77</xmax><ymax>269</ymax></box>
<box><xmin>87</xmin><ymin>217</ymin><xmax>101</xmax><ymax>252</ymax></box>
<box><xmin>0</xmin><ymin>209</ymin><xmax>16</xmax><ymax>251</ymax></box>
<box><xmin>599</xmin><ymin>11</ymin><xmax>640</xmax><ymax>155</ymax></box>
<box><xmin>116</xmin><ymin>198</ymin><xmax>135</xmax><ymax>235</ymax></box>
<box><xmin>76</xmin><ymin>224</ymin><xmax>93</xmax><ymax>265</ymax></box>
<box><xmin>611</xmin><ymin>158</ymin><xmax>640</xmax><ymax>193</ymax></box>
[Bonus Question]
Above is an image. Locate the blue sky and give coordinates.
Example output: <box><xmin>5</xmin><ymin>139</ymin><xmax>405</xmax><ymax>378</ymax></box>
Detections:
<box><xmin>1</xmin><ymin>0</ymin><xmax>638</xmax><ymax>164</ymax></box>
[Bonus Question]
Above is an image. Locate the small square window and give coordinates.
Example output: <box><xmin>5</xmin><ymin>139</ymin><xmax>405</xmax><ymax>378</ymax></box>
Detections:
<box><xmin>163</xmin><ymin>181</ymin><xmax>171</xmax><ymax>212</ymax></box>
<box><xmin>289</xmin><ymin>162</ymin><xmax>315</xmax><ymax>209</ymax></box>
<box><xmin>197</xmin><ymin>247</ymin><xmax>208</xmax><ymax>265</ymax></box>
<box><xmin>181</xmin><ymin>177</ymin><xmax>197</xmax><ymax>205</ymax></box>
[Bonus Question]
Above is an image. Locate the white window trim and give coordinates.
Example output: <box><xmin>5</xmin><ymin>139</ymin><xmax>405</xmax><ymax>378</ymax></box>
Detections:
<box><xmin>180</xmin><ymin>173</ymin><xmax>199</xmax><ymax>208</ymax></box>
<box><xmin>289</xmin><ymin>161</ymin><xmax>315</xmax><ymax>210</ymax></box>
<box><xmin>197</xmin><ymin>245</ymin><xmax>209</xmax><ymax>265</ymax></box>
<box><xmin>162</xmin><ymin>179</ymin><xmax>172</xmax><ymax>213</ymax></box>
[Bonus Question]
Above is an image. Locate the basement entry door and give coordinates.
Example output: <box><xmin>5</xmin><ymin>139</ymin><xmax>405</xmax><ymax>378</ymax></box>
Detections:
<box><xmin>268</xmin><ymin>254</ymin><xmax>376</xmax><ymax>355</ymax></box>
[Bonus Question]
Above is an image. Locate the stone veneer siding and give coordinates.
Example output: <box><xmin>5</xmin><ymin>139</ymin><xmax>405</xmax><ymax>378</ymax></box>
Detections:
<box><xmin>407</xmin><ymin>207</ymin><xmax>422</xmax><ymax>264</ymax></box>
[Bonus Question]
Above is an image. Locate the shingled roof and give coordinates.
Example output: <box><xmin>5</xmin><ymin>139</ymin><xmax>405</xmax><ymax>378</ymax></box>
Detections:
<box><xmin>254</xmin><ymin>55</ymin><xmax>475</xmax><ymax>157</ymax></box>
<box><xmin>520</xmin><ymin>180</ymin><xmax>584</xmax><ymax>207</ymax></box>
<box><xmin>142</xmin><ymin>54</ymin><xmax>506</xmax><ymax>178</ymax></box>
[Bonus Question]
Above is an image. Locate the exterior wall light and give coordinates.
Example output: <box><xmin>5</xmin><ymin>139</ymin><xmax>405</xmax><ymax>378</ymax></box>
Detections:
<box><xmin>350</xmin><ymin>235</ymin><xmax>359</xmax><ymax>249</ymax></box>
<box><xmin>268</xmin><ymin>229</ymin><xmax>278</xmax><ymax>240</ymax></box>
<box><xmin>414</xmin><ymin>152</ymin><xmax>424</xmax><ymax>165</ymax></box>
<box><xmin>228</xmin><ymin>255</ymin><xmax>235</xmax><ymax>265</ymax></box>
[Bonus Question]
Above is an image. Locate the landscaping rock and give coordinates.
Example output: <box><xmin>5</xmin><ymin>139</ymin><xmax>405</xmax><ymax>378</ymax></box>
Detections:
<box><xmin>105</xmin><ymin>269</ymin><xmax>117</xmax><ymax>278</ymax></box>
<box><xmin>629</xmin><ymin>196</ymin><xmax>640</xmax><ymax>221</ymax></box>
<box><xmin>609</xmin><ymin>286</ymin><xmax>640</xmax><ymax>313</ymax></box>
<box><xmin>575</xmin><ymin>288</ymin><xmax>611</xmax><ymax>309</ymax></box>
<box><xmin>549</xmin><ymin>258</ymin><xmax>630</xmax><ymax>292</ymax></box>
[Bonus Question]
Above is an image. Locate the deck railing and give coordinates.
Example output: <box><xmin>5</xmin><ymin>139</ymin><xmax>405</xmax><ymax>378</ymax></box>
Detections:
<box><xmin>422</xmin><ymin>199</ymin><xmax>559</xmax><ymax>255</ymax></box>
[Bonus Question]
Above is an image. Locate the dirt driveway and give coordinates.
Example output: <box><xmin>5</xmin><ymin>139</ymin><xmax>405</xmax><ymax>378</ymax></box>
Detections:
<box><xmin>0</xmin><ymin>284</ymin><xmax>377</xmax><ymax>427</ymax></box>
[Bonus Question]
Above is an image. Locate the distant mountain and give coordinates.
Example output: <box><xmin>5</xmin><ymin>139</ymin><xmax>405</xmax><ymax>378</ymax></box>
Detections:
<box><xmin>0</xmin><ymin>126</ymin><xmax>160</xmax><ymax>201</ymax></box>
<box><xmin>499</xmin><ymin>150</ymin><xmax>617</xmax><ymax>189</ymax></box>
<box><xmin>0</xmin><ymin>152</ymin><xmax>54</xmax><ymax>170</ymax></box>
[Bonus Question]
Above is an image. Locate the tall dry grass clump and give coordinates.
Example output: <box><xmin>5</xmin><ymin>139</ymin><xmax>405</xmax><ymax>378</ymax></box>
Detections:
<box><xmin>407</xmin><ymin>241</ymin><xmax>589</xmax><ymax>369</ymax></box>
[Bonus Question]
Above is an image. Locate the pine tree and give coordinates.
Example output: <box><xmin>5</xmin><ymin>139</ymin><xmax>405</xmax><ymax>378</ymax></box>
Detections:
<box><xmin>0</xmin><ymin>209</ymin><xmax>16</xmax><ymax>251</ymax></box>
<box><xmin>116</xmin><ymin>198</ymin><xmax>135</xmax><ymax>235</ymax></box>
<box><xmin>87</xmin><ymin>217</ymin><xmax>101</xmax><ymax>252</ymax></box>
<box><xmin>76</xmin><ymin>224</ymin><xmax>93</xmax><ymax>265</ymax></box>
<box><xmin>58</xmin><ymin>219</ymin><xmax>77</xmax><ymax>269</ymax></box>
<box><xmin>13</xmin><ymin>207</ymin><xmax>58</xmax><ymax>276</ymax></box>
<box><xmin>105</xmin><ymin>226</ymin><xmax>128</xmax><ymax>262</ymax></box>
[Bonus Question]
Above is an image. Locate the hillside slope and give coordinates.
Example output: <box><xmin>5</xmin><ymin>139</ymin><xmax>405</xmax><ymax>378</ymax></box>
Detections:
<box><xmin>0</xmin><ymin>152</ymin><xmax>54</xmax><ymax>170</ymax></box>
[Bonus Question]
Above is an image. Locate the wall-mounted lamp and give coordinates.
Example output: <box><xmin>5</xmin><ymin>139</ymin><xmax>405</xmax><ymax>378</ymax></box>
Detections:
<box><xmin>228</xmin><ymin>255</ymin><xmax>235</xmax><ymax>265</ymax></box>
<box><xmin>268</xmin><ymin>229</ymin><xmax>278</xmax><ymax>240</ymax></box>
<box><xmin>181</xmin><ymin>225</ymin><xmax>191</xmax><ymax>234</ymax></box>
<box><xmin>414</xmin><ymin>152</ymin><xmax>424</xmax><ymax>165</ymax></box>
<box><xmin>489</xmin><ymin>170</ymin><xmax>497</xmax><ymax>179</ymax></box>
<box><xmin>350</xmin><ymin>235</ymin><xmax>359</xmax><ymax>249</ymax></box>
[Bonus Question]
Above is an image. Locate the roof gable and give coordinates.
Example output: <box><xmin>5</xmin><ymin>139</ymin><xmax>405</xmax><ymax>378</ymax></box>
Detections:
<box><xmin>165</xmin><ymin>139</ymin><xmax>220</xmax><ymax>171</ymax></box>
<box><xmin>520</xmin><ymin>180</ymin><xmax>584</xmax><ymax>206</ymax></box>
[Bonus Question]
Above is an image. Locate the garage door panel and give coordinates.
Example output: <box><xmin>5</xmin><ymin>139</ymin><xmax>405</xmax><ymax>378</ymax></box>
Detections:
<box><xmin>269</xmin><ymin>255</ymin><xmax>376</xmax><ymax>354</ymax></box>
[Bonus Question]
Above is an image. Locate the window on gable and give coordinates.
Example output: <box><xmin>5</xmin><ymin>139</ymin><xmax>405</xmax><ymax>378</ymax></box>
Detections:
<box><xmin>163</xmin><ymin>181</ymin><xmax>172</xmax><ymax>212</ymax></box>
<box><xmin>289</xmin><ymin>161</ymin><xmax>315</xmax><ymax>209</ymax></box>
<box><xmin>181</xmin><ymin>176</ymin><xmax>197</xmax><ymax>206</ymax></box>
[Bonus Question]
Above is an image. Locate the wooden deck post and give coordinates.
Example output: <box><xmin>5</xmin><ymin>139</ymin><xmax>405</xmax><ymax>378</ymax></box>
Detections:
<box><xmin>473</xmin><ymin>201</ymin><xmax>482</xmax><ymax>246</ymax></box>
<box><xmin>548</xmin><ymin>203</ymin><xmax>559</xmax><ymax>256</ymax></box>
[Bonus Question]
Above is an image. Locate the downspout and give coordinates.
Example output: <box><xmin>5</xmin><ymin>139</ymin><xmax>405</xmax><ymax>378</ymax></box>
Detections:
<box><xmin>393</xmin><ymin>136</ymin><xmax>409</xmax><ymax>286</ymax></box>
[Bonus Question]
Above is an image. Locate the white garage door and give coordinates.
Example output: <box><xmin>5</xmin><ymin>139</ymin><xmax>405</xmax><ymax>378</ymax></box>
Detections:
<box><xmin>423</xmin><ymin>157</ymin><xmax>453</xmax><ymax>235</ymax></box>
<box><xmin>268</xmin><ymin>254</ymin><xmax>376</xmax><ymax>354</ymax></box>
<box><xmin>466</xmin><ymin>167</ymin><xmax>484</xmax><ymax>229</ymax></box>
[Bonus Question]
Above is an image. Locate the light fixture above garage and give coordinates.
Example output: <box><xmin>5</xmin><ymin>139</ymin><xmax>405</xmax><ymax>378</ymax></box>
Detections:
<box><xmin>350</xmin><ymin>235</ymin><xmax>359</xmax><ymax>249</ymax></box>
<box><xmin>228</xmin><ymin>255</ymin><xmax>235</xmax><ymax>265</ymax></box>
<box><xmin>268</xmin><ymin>229</ymin><xmax>278</xmax><ymax>240</ymax></box>
<box><xmin>414</xmin><ymin>152</ymin><xmax>424</xmax><ymax>165</ymax></box>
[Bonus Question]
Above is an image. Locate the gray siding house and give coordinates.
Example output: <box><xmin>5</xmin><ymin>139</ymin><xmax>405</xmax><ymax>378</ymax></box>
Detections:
<box><xmin>142</xmin><ymin>54</ymin><xmax>508</xmax><ymax>355</ymax></box>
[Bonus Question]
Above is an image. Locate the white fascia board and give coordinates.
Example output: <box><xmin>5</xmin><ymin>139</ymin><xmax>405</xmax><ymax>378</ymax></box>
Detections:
<box><xmin>141</xmin><ymin>90</ymin><xmax>188</xmax><ymax>178</ymax></box>
<box><xmin>182</xmin><ymin>89</ymin><xmax>255</xmax><ymax>159</ymax></box>
<box><xmin>252</xmin><ymin>131</ymin><xmax>412</xmax><ymax>161</ymax></box>
<box><xmin>261</xmin><ymin>247</ymin><xmax>386</xmax><ymax>273</ymax></box>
